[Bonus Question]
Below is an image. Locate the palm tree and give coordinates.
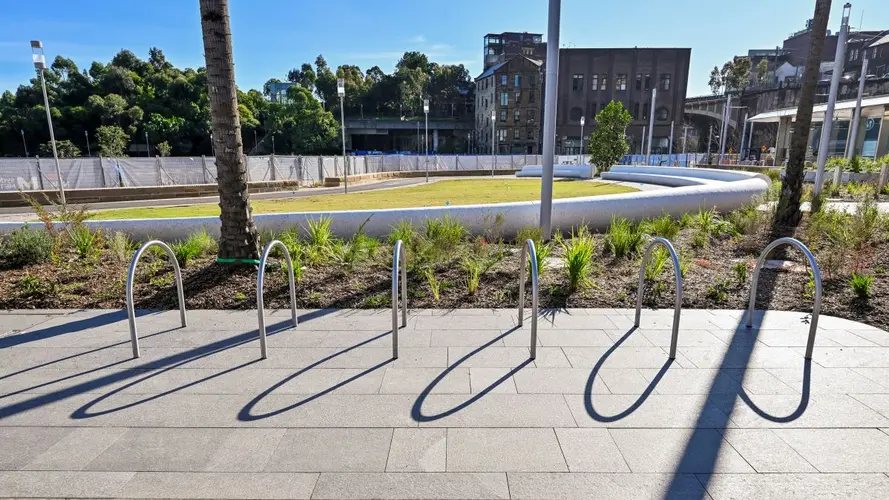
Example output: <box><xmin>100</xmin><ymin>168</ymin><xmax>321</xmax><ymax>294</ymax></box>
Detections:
<box><xmin>775</xmin><ymin>0</ymin><xmax>832</xmax><ymax>226</ymax></box>
<box><xmin>199</xmin><ymin>0</ymin><xmax>259</xmax><ymax>261</ymax></box>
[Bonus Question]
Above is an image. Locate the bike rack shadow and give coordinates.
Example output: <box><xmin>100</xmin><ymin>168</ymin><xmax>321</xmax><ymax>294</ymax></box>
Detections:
<box><xmin>238</xmin><ymin>330</ymin><xmax>394</xmax><ymax>421</ymax></box>
<box><xmin>0</xmin><ymin>310</ymin><xmax>131</xmax><ymax>349</ymax></box>
<box><xmin>412</xmin><ymin>326</ymin><xmax>530</xmax><ymax>422</ymax></box>
<box><xmin>738</xmin><ymin>358</ymin><xmax>811</xmax><ymax>423</ymax></box>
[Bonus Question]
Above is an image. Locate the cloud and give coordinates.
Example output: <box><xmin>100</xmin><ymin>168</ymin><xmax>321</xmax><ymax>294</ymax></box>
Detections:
<box><xmin>408</xmin><ymin>35</ymin><xmax>426</xmax><ymax>43</ymax></box>
<box><xmin>430</xmin><ymin>43</ymin><xmax>452</xmax><ymax>52</ymax></box>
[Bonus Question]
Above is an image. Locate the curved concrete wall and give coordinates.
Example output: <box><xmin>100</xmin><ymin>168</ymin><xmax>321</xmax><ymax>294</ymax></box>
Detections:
<box><xmin>0</xmin><ymin>167</ymin><xmax>769</xmax><ymax>241</ymax></box>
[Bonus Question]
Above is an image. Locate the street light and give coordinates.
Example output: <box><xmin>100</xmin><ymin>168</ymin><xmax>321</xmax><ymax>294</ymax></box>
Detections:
<box><xmin>423</xmin><ymin>98</ymin><xmax>429</xmax><ymax>183</ymax></box>
<box><xmin>491</xmin><ymin>109</ymin><xmax>496</xmax><ymax>177</ymax></box>
<box><xmin>579</xmin><ymin>116</ymin><xmax>585</xmax><ymax>166</ymax></box>
<box><xmin>84</xmin><ymin>130</ymin><xmax>91</xmax><ymax>157</ymax></box>
<box><xmin>337</xmin><ymin>78</ymin><xmax>348</xmax><ymax>193</ymax></box>
<box><xmin>145</xmin><ymin>131</ymin><xmax>150</xmax><ymax>157</ymax></box>
<box><xmin>31</xmin><ymin>40</ymin><xmax>65</xmax><ymax>204</ymax></box>
<box><xmin>20</xmin><ymin>129</ymin><xmax>28</xmax><ymax>157</ymax></box>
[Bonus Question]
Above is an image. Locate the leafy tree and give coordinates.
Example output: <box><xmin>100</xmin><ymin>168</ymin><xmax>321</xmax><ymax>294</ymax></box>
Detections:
<box><xmin>314</xmin><ymin>55</ymin><xmax>337</xmax><ymax>108</ymax></box>
<box><xmin>38</xmin><ymin>140</ymin><xmax>80</xmax><ymax>158</ymax></box>
<box><xmin>726</xmin><ymin>57</ymin><xmax>752</xmax><ymax>91</ymax></box>
<box><xmin>588</xmin><ymin>101</ymin><xmax>632</xmax><ymax>174</ymax></box>
<box><xmin>156</xmin><ymin>141</ymin><xmax>172</xmax><ymax>157</ymax></box>
<box><xmin>756</xmin><ymin>59</ymin><xmax>769</xmax><ymax>85</ymax></box>
<box><xmin>96</xmin><ymin>125</ymin><xmax>129</xmax><ymax>157</ymax></box>
<box><xmin>708</xmin><ymin>66</ymin><xmax>724</xmax><ymax>95</ymax></box>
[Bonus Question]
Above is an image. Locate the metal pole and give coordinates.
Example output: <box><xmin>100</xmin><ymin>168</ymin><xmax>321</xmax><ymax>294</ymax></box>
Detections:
<box><xmin>719</xmin><ymin>94</ymin><xmax>732</xmax><ymax>165</ymax></box>
<box><xmin>682</xmin><ymin>125</ymin><xmax>688</xmax><ymax>154</ymax></box>
<box><xmin>424</xmin><ymin>111</ymin><xmax>429</xmax><ymax>182</ymax></box>
<box><xmin>540</xmin><ymin>0</ymin><xmax>561</xmax><ymax>239</ymax></box>
<box><xmin>739</xmin><ymin>111</ymin><xmax>748</xmax><ymax>160</ymax></box>
<box><xmin>641</xmin><ymin>126</ymin><xmax>646</xmax><ymax>157</ymax></box>
<box><xmin>579</xmin><ymin>119</ymin><xmax>584</xmax><ymax>165</ymax></box>
<box><xmin>340</xmin><ymin>95</ymin><xmax>348</xmax><ymax>193</ymax></box>
<box><xmin>815</xmin><ymin>4</ymin><xmax>850</xmax><ymax>199</ymax></box>
<box><xmin>646</xmin><ymin>87</ymin><xmax>656</xmax><ymax>163</ymax></box>
<box><xmin>39</xmin><ymin>69</ymin><xmax>65</xmax><ymax>204</ymax></box>
<box><xmin>491</xmin><ymin>112</ymin><xmax>496</xmax><ymax>176</ymax></box>
<box><xmin>708</xmin><ymin>125</ymin><xmax>714</xmax><ymax>164</ymax></box>
<box><xmin>84</xmin><ymin>130</ymin><xmax>91</xmax><ymax>157</ymax></box>
<box><xmin>669</xmin><ymin>120</ymin><xmax>674</xmax><ymax>155</ymax></box>
<box><xmin>145</xmin><ymin>131</ymin><xmax>150</xmax><ymax>158</ymax></box>
<box><xmin>271</xmin><ymin>135</ymin><xmax>275</xmax><ymax>155</ymax></box>
<box><xmin>847</xmin><ymin>56</ymin><xmax>868</xmax><ymax>159</ymax></box>
<box><xmin>20</xmin><ymin>129</ymin><xmax>28</xmax><ymax>157</ymax></box>
<box><xmin>747</xmin><ymin>121</ymin><xmax>754</xmax><ymax>154</ymax></box>
<box><xmin>253</xmin><ymin>130</ymin><xmax>258</xmax><ymax>152</ymax></box>
<box><xmin>417</xmin><ymin>122</ymin><xmax>420</xmax><ymax>155</ymax></box>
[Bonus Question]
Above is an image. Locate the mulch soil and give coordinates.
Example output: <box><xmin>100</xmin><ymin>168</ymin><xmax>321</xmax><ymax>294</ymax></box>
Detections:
<box><xmin>2</xmin><ymin>219</ymin><xmax>888</xmax><ymax>332</ymax></box>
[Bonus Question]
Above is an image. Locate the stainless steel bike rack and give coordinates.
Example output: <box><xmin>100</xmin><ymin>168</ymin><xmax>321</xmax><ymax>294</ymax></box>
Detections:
<box><xmin>517</xmin><ymin>239</ymin><xmax>539</xmax><ymax>360</ymax></box>
<box><xmin>391</xmin><ymin>240</ymin><xmax>408</xmax><ymax>360</ymax></box>
<box><xmin>257</xmin><ymin>240</ymin><xmax>298</xmax><ymax>359</ymax></box>
<box><xmin>392</xmin><ymin>240</ymin><xmax>407</xmax><ymax>359</ymax></box>
<box><xmin>126</xmin><ymin>240</ymin><xmax>187</xmax><ymax>359</ymax></box>
<box><xmin>747</xmin><ymin>237</ymin><xmax>822</xmax><ymax>359</ymax></box>
<box><xmin>635</xmin><ymin>237</ymin><xmax>683</xmax><ymax>359</ymax></box>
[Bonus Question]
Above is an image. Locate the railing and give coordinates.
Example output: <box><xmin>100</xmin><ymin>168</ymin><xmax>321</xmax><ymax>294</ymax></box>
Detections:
<box><xmin>635</xmin><ymin>238</ymin><xmax>683</xmax><ymax>359</ymax></box>
<box><xmin>391</xmin><ymin>240</ymin><xmax>408</xmax><ymax>359</ymax></box>
<box><xmin>747</xmin><ymin>237</ymin><xmax>822</xmax><ymax>359</ymax></box>
<box><xmin>517</xmin><ymin>239</ymin><xmax>539</xmax><ymax>360</ymax></box>
<box><xmin>126</xmin><ymin>240</ymin><xmax>187</xmax><ymax>359</ymax></box>
<box><xmin>257</xmin><ymin>240</ymin><xmax>298</xmax><ymax>359</ymax></box>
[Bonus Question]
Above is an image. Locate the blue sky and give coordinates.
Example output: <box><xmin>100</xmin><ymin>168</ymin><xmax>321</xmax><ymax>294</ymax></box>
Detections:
<box><xmin>1</xmin><ymin>0</ymin><xmax>887</xmax><ymax>97</ymax></box>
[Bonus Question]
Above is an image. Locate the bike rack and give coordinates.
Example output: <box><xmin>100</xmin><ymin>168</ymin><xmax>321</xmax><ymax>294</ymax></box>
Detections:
<box><xmin>517</xmin><ymin>239</ymin><xmax>539</xmax><ymax>360</ymax></box>
<box><xmin>747</xmin><ymin>237</ymin><xmax>822</xmax><ymax>359</ymax></box>
<box><xmin>635</xmin><ymin>237</ymin><xmax>683</xmax><ymax>359</ymax></box>
<box><xmin>126</xmin><ymin>240</ymin><xmax>187</xmax><ymax>359</ymax></box>
<box><xmin>257</xmin><ymin>240</ymin><xmax>298</xmax><ymax>359</ymax></box>
<box><xmin>391</xmin><ymin>240</ymin><xmax>408</xmax><ymax>359</ymax></box>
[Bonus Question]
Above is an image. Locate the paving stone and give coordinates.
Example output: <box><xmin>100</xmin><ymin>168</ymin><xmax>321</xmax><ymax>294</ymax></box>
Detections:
<box><xmin>0</xmin><ymin>427</ymin><xmax>72</xmax><ymax>470</ymax></box>
<box><xmin>719</xmin><ymin>428</ymin><xmax>816</xmax><ymax>473</ymax></box>
<box><xmin>507</xmin><ymin>472</ymin><xmax>706</xmax><ymax>499</ymax></box>
<box><xmin>639</xmin><ymin>368</ymin><xmax>742</xmax><ymax>395</ymax></box>
<box><xmin>722</xmin><ymin>368</ymin><xmax>800</xmax><ymax>395</ymax></box>
<box><xmin>553</xmin><ymin>428</ymin><xmax>629</xmax><ymax>472</ymax></box>
<box><xmin>447</xmin><ymin>428</ymin><xmax>567</xmax><ymax>472</ymax></box>
<box><xmin>469</xmin><ymin>368</ymin><xmax>518</xmax><ymax>393</ymax></box>
<box><xmin>535</xmin><ymin>312</ymin><xmax>605</xmax><ymax>330</ymax></box>
<box><xmin>416</xmin><ymin>394</ymin><xmax>576</xmax><ymax>428</ymax></box>
<box><xmin>0</xmin><ymin>471</ymin><xmax>135</xmax><ymax>498</ymax></box>
<box><xmin>386</xmin><ymin>428</ymin><xmax>446</xmax><ymax>472</ymax></box>
<box><xmin>265</xmin><ymin>428</ymin><xmax>392</xmax><ymax>472</ymax></box>
<box><xmin>379</xmin><ymin>367</ymin><xmax>470</xmax><ymax>394</ymax></box>
<box><xmin>561</xmin><ymin>346</ymin><xmax>681</xmax><ymax>369</ymax></box>
<box><xmin>311</xmin><ymin>472</ymin><xmax>509</xmax><ymax>499</ymax></box>
<box><xmin>268</xmin><ymin>329</ymin><xmax>431</xmax><ymax>348</ymax></box>
<box><xmin>702</xmin><ymin>472</ymin><xmax>889</xmax><ymax>499</ymax></box>
<box><xmin>512</xmin><ymin>368</ymin><xmax>610</xmax><ymax>394</ymax></box>
<box><xmin>204</xmin><ymin>428</ymin><xmax>286</xmax><ymax>472</ymax></box>
<box><xmin>608</xmin><ymin>428</ymin><xmax>754</xmax><ymax>473</ymax></box>
<box><xmin>429</xmin><ymin>329</ymin><xmax>506</xmax><ymax>347</ymax></box>
<box><xmin>640</xmin><ymin>328</ymin><xmax>726</xmax><ymax>348</ymax></box>
<box><xmin>717</xmin><ymin>394</ymin><xmax>889</xmax><ymax>428</ymax></box>
<box><xmin>119</xmin><ymin>471</ymin><xmax>318</xmax><ymax>499</ymax></box>
<box><xmin>679</xmin><ymin>345</ymin><xmax>807</xmax><ymax>369</ymax></box>
<box><xmin>84</xmin><ymin>428</ymin><xmax>233</xmax><ymax>471</ymax></box>
<box><xmin>535</xmin><ymin>329</ymin><xmax>616</xmax><ymax>347</ymax></box>
<box><xmin>447</xmin><ymin>346</ymin><xmax>534</xmax><ymax>368</ymax></box>
<box><xmin>23</xmin><ymin>427</ymin><xmax>128</xmax><ymax>471</ymax></box>
<box><xmin>847</xmin><ymin>329</ymin><xmax>889</xmax><ymax>346</ymax></box>
<box><xmin>744</xmin><ymin>328</ymin><xmax>843</xmax><ymax>348</ymax></box>
<box><xmin>594</xmin><ymin>368</ymin><xmax>653</xmax><ymax>394</ymax></box>
<box><xmin>768</xmin><ymin>366</ymin><xmax>888</xmax><ymax>394</ymax></box>
<box><xmin>566</xmin><ymin>394</ymin><xmax>730</xmax><ymax>428</ymax></box>
<box><xmin>773</xmin><ymin>428</ymin><xmax>889</xmax><ymax>472</ymax></box>
<box><xmin>603</xmin><ymin>329</ymin><xmax>656</xmax><ymax>347</ymax></box>
<box><xmin>416</xmin><ymin>315</ymin><xmax>515</xmax><ymax>330</ymax></box>
<box><xmin>806</xmin><ymin>347</ymin><xmax>889</xmax><ymax>368</ymax></box>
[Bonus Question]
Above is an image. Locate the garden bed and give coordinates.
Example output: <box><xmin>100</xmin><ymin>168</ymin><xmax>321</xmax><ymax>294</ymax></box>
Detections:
<box><xmin>1</xmin><ymin>198</ymin><xmax>888</xmax><ymax>331</ymax></box>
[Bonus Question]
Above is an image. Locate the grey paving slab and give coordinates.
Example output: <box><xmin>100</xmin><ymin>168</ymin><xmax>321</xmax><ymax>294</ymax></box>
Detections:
<box><xmin>719</xmin><ymin>428</ymin><xmax>817</xmax><ymax>473</ymax></box>
<box><xmin>702</xmin><ymin>472</ymin><xmax>889</xmax><ymax>500</ymax></box>
<box><xmin>594</xmin><ymin>368</ymin><xmax>654</xmax><ymax>394</ymax></box>
<box><xmin>850</xmin><ymin>394</ymin><xmax>889</xmax><ymax>419</ymax></box>
<box><xmin>416</xmin><ymin>394</ymin><xmax>577</xmax><ymax>428</ymax></box>
<box><xmin>853</xmin><ymin>368</ymin><xmax>889</xmax><ymax>388</ymax></box>
<box><xmin>0</xmin><ymin>314</ymin><xmax>59</xmax><ymax>336</ymax></box>
<box><xmin>84</xmin><ymin>427</ymin><xmax>233</xmax><ymax>471</ymax></box>
<box><xmin>507</xmin><ymin>472</ymin><xmax>707</xmax><ymax>500</ymax></box>
<box><xmin>535</xmin><ymin>329</ymin><xmax>616</xmax><ymax>347</ymax></box>
<box><xmin>561</xmin><ymin>346</ymin><xmax>690</xmax><ymax>369</ymax></box>
<box><xmin>415</xmin><ymin>315</ymin><xmax>515</xmax><ymax>330</ymax></box>
<box><xmin>716</xmin><ymin>394</ymin><xmax>889</xmax><ymax>428</ymax></box>
<box><xmin>311</xmin><ymin>472</ymin><xmax>510</xmax><ymax>499</ymax></box>
<box><xmin>22</xmin><ymin>427</ymin><xmax>128</xmax><ymax>471</ymax></box>
<box><xmin>204</xmin><ymin>428</ymin><xmax>286</xmax><ymax>472</ymax></box>
<box><xmin>773</xmin><ymin>428</ymin><xmax>889</xmax><ymax>472</ymax></box>
<box><xmin>603</xmin><ymin>328</ymin><xmax>657</xmax><ymax>347</ymax></box>
<box><xmin>640</xmin><ymin>368</ymin><xmax>742</xmax><ymax>395</ymax></box>
<box><xmin>679</xmin><ymin>345</ymin><xmax>809</xmax><ymax>369</ymax></box>
<box><xmin>533</xmin><ymin>312</ymin><xmax>606</xmax><ymax>330</ymax></box>
<box><xmin>847</xmin><ymin>328</ymin><xmax>889</xmax><ymax>346</ymax></box>
<box><xmin>566</xmin><ymin>394</ymin><xmax>730</xmax><ymax>428</ymax></box>
<box><xmin>640</xmin><ymin>328</ymin><xmax>727</xmax><ymax>348</ymax></box>
<box><xmin>0</xmin><ymin>427</ymin><xmax>72</xmax><ymax>470</ymax></box>
<box><xmin>768</xmin><ymin>366</ymin><xmax>888</xmax><ymax>394</ymax></box>
<box><xmin>447</xmin><ymin>346</ymin><xmax>537</xmax><ymax>367</ymax></box>
<box><xmin>265</xmin><ymin>329</ymin><xmax>432</xmax><ymax>348</ymax></box>
<box><xmin>806</xmin><ymin>346</ymin><xmax>889</xmax><ymax>368</ymax></box>
<box><xmin>553</xmin><ymin>428</ymin><xmax>629</xmax><ymax>472</ymax></box>
<box><xmin>446</xmin><ymin>428</ymin><xmax>568</xmax><ymax>472</ymax></box>
<box><xmin>429</xmin><ymin>329</ymin><xmax>506</xmax><ymax>347</ymax></box>
<box><xmin>722</xmin><ymin>368</ymin><xmax>801</xmax><ymax>395</ymax></box>
<box><xmin>608</xmin><ymin>428</ymin><xmax>754</xmax><ymax>473</ymax></box>
<box><xmin>119</xmin><ymin>471</ymin><xmax>318</xmax><ymax>499</ymax></box>
<box><xmin>469</xmin><ymin>368</ymin><xmax>518</xmax><ymax>393</ymax></box>
<box><xmin>386</xmin><ymin>428</ymin><xmax>446</xmax><ymax>472</ymax></box>
<box><xmin>265</xmin><ymin>428</ymin><xmax>392</xmax><ymax>472</ymax></box>
<box><xmin>512</xmin><ymin>368</ymin><xmax>609</xmax><ymax>394</ymax></box>
<box><xmin>378</xmin><ymin>367</ymin><xmax>470</xmax><ymax>394</ymax></box>
<box><xmin>0</xmin><ymin>471</ymin><xmax>135</xmax><ymax>498</ymax></box>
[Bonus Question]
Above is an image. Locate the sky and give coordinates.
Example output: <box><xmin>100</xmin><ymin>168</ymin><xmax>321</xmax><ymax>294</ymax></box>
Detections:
<box><xmin>1</xmin><ymin>0</ymin><xmax>887</xmax><ymax>98</ymax></box>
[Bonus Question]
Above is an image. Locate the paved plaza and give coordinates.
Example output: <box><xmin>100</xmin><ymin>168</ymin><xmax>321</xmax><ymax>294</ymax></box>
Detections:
<box><xmin>2</xmin><ymin>307</ymin><xmax>889</xmax><ymax>499</ymax></box>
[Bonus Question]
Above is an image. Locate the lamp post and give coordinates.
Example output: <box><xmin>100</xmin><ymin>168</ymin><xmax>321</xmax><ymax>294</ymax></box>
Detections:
<box><xmin>253</xmin><ymin>129</ymin><xmax>258</xmax><ymax>153</ymax></box>
<box><xmin>540</xmin><ymin>0</ymin><xmax>561</xmax><ymax>239</ymax></box>
<box><xmin>84</xmin><ymin>130</ymin><xmax>91</xmax><ymax>157</ymax></box>
<box><xmin>423</xmin><ymin>98</ymin><xmax>429</xmax><ymax>183</ymax></box>
<box><xmin>646</xmin><ymin>87</ymin><xmax>656</xmax><ymax>164</ymax></box>
<box><xmin>30</xmin><ymin>40</ymin><xmax>65</xmax><ymax>204</ymax></box>
<box><xmin>491</xmin><ymin>109</ymin><xmax>496</xmax><ymax>176</ymax></box>
<box><xmin>847</xmin><ymin>56</ymin><xmax>868</xmax><ymax>159</ymax></box>
<box><xmin>669</xmin><ymin>120</ymin><xmax>674</xmax><ymax>156</ymax></box>
<box><xmin>337</xmin><ymin>78</ymin><xmax>348</xmax><ymax>193</ymax></box>
<box><xmin>145</xmin><ymin>131</ymin><xmax>150</xmax><ymax>157</ymax></box>
<box><xmin>579</xmin><ymin>116</ymin><xmax>585</xmax><ymax>166</ymax></box>
<box><xmin>20</xmin><ymin>129</ymin><xmax>28</xmax><ymax>157</ymax></box>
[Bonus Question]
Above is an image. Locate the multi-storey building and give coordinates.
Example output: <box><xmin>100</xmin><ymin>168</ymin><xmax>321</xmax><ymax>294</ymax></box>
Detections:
<box><xmin>474</xmin><ymin>55</ymin><xmax>543</xmax><ymax>154</ymax></box>
<box><xmin>483</xmin><ymin>32</ymin><xmax>546</xmax><ymax>70</ymax></box>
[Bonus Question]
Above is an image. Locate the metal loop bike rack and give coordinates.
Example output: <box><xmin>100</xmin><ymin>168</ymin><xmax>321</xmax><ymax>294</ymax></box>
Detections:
<box><xmin>391</xmin><ymin>240</ymin><xmax>408</xmax><ymax>360</ymax></box>
<box><xmin>517</xmin><ymin>239</ymin><xmax>539</xmax><ymax>360</ymax></box>
<box><xmin>747</xmin><ymin>237</ymin><xmax>822</xmax><ymax>359</ymax></box>
<box><xmin>635</xmin><ymin>237</ymin><xmax>683</xmax><ymax>359</ymax></box>
<box><xmin>126</xmin><ymin>240</ymin><xmax>187</xmax><ymax>359</ymax></box>
<box><xmin>257</xmin><ymin>240</ymin><xmax>298</xmax><ymax>359</ymax></box>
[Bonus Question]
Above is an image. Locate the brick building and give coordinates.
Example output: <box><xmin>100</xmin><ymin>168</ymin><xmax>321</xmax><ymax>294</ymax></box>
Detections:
<box><xmin>474</xmin><ymin>56</ymin><xmax>543</xmax><ymax>154</ymax></box>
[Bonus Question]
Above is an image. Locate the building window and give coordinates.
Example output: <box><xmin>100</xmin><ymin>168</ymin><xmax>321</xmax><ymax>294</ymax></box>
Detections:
<box><xmin>514</xmin><ymin>74</ymin><xmax>521</xmax><ymax>87</ymax></box>
<box><xmin>635</xmin><ymin>73</ymin><xmax>642</xmax><ymax>91</ymax></box>
<box><xmin>656</xmin><ymin>106</ymin><xmax>669</xmax><ymax>121</ymax></box>
<box><xmin>569</xmin><ymin>106</ymin><xmax>583</xmax><ymax>122</ymax></box>
<box><xmin>660</xmin><ymin>74</ymin><xmax>671</xmax><ymax>91</ymax></box>
<box><xmin>527</xmin><ymin>128</ymin><xmax>534</xmax><ymax>141</ymax></box>
<box><xmin>591</xmin><ymin>74</ymin><xmax>599</xmax><ymax>91</ymax></box>
<box><xmin>600</xmin><ymin>74</ymin><xmax>608</xmax><ymax>91</ymax></box>
<box><xmin>484</xmin><ymin>98</ymin><xmax>488</xmax><ymax>108</ymax></box>
<box><xmin>500</xmin><ymin>108</ymin><xmax>507</xmax><ymax>121</ymax></box>
<box><xmin>514</xmin><ymin>109</ymin><xmax>520</xmax><ymax>122</ymax></box>
<box><xmin>633</xmin><ymin>102</ymin><xmax>640</xmax><ymax>120</ymax></box>
<box><xmin>643</xmin><ymin>102</ymin><xmax>650</xmax><ymax>120</ymax></box>
<box><xmin>644</xmin><ymin>74</ymin><xmax>651</xmax><ymax>91</ymax></box>
<box><xmin>498</xmin><ymin>129</ymin><xmax>507</xmax><ymax>141</ymax></box>
<box><xmin>528</xmin><ymin>91</ymin><xmax>535</xmax><ymax>103</ymax></box>
<box><xmin>500</xmin><ymin>92</ymin><xmax>508</xmax><ymax>106</ymax></box>
<box><xmin>514</xmin><ymin>91</ymin><xmax>521</xmax><ymax>104</ymax></box>
<box><xmin>529</xmin><ymin>73</ymin><xmax>537</xmax><ymax>86</ymax></box>
<box><xmin>514</xmin><ymin>128</ymin><xmax>520</xmax><ymax>140</ymax></box>
<box><xmin>522</xmin><ymin>47</ymin><xmax>533</xmax><ymax>56</ymax></box>
<box><xmin>616</xmin><ymin>74</ymin><xmax>627</xmax><ymax>91</ymax></box>
<box><xmin>572</xmin><ymin>74</ymin><xmax>584</xmax><ymax>91</ymax></box>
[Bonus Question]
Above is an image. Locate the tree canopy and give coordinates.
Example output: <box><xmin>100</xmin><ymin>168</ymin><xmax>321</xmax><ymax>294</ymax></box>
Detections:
<box><xmin>588</xmin><ymin>101</ymin><xmax>632</xmax><ymax>174</ymax></box>
<box><xmin>708</xmin><ymin>57</ymin><xmax>753</xmax><ymax>95</ymax></box>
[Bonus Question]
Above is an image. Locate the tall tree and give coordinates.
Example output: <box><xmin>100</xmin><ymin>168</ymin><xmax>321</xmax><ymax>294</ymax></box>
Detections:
<box><xmin>775</xmin><ymin>0</ymin><xmax>832</xmax><ymax>226</ymax></box>
<box><xmin>755</xmin><ymin>59</ymin><xmax>769</xmax><ymax>85</ymax></box>
<box><xmin>726</xmin><ymin>57</ymin><xmax>752</xmax><ymax>91</ymax></box>
<box><xmin>708</xmin><ymin>66</ymin><xmax>723</xmax><ymax>95</ymax></box>
<box><xmin>199</xmin><ymin>0</ymin><xmax>259</xmax><ymax>261</ymax></box>
<box><xmin>588</xmin><ymin>101</ymin><xmax>632</xmax><ymax>175</ymax></box>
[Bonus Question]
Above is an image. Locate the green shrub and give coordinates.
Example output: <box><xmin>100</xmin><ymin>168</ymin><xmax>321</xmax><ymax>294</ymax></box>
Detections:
<box><xmin>0</xmin><ymin>224</ymin><xmax>53</xmax><ymax>267</ymax></box>
<box><xmin>678</xmin><ymin>247</ymin><xmax>691</xmax><ymax>277</ymax></box>
<box><xmin>188</xmin><ymin>229</ymin><xmax>217</xmax><ymax>255</ymax></box>
<box><xmin>68</xmin><ymin>225</ymin><xmax>102</xmax><ymax>260</ymax></box>
<box><xmin>827</xmin><ymin>156</ymin><xmax>849</xmax><ymax>172</ymax></box>
<box><xmin>16</xmin><ymin>273</ymin><xmax>56</xmax><ymax>298</ymax></box>
<box><xmin>706</xmin><ymin>277</ymin><xmax>731</xmax><ymax>302</ymax></box>
<box><xmin>764</xmin><ymin>168</ymin><xmax>782</xmax><ymax>183</ymax></box>
<box><xmin>849</xmin><ymin>273</ymin><xmax>873</xmax><ymax>299</ymax></box>
<box><xmin>691</xmin><ymin>208</ymin><xmax>731</xmax><ymax>247</ymax></box>
<box><xmin>679</xmin><ymin>212</ymin><xmax>695</xmax><ymax>229</ymax></box>
<box><xmin>170</xmin><ymin>238</ymin><xmax>201</xmax><ymax>267</ymax></box>
<box><xmin>461</xmin><ymin>256</ymin><xmax>483</xmax><ymax>295</ymax></box>
<box><xmin>642</xmin><ymin>214</ymin><xmax>681</xmax><ymax>240</ymax></box>
<box><xmin>531</xmin><ymin>242</ymin><xmax>552</xmax><ymax>279</ymax></box>
<box><xmin>850</xmin><ymin>197</ymin><xmax>880</xmax><ymax>249</ymax></box>
<box><xmin>604</xmin><ymin>216</ymin><xmax>643</xmax><ymax>258</ymax></box>
<box><xmin>109</xmin><ymin>231</ymin><xmax>134</xmax><ymax>263</ymax></box>
<box><xmin>732</xmin><ymin>261</ymin><xmax>749</xmax><ymax>284</ymax></box>
<box><xmin>562</xmin><ymin>227</ymin><xmax>597</xmax><ymax>290</ymax></box>
<box><xmin>422</xmin><ymin>268</ymin><xmax>441</xmax><ymax>301</ymax></box>
<box><xmin>516</xmin><ymin>226</ymin><xmax>544</xmax><ymax>246</ymax></box>
<box><xmin>645</xmin><ymin>245</ymin><xmax>670</xmax><ymax>282</ymax></box>
<box><xmin>424</xmin><ymin>215</ymin><xmax>466</xmax><ymax>250</ymax></box>
<box><xmin>726</xmin><ymin>205</ymin><xmax>761</xmax><ymax>235</ymax></box>
<box><xmin>306</xmin><ymin>216</ymin><xmax>333</xmax><ymax>248</ymax></box>
<box><xmin>388</xmin><ymin>220</ymin><xmax>418</xmax><ymax>248</ymax></box>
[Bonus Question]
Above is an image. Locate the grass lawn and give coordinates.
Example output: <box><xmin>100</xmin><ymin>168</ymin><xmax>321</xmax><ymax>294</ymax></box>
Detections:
<box><xmin>91</xmin><ymin>179</ymin><xmax>638</xmax><ymax>220</ymax></box>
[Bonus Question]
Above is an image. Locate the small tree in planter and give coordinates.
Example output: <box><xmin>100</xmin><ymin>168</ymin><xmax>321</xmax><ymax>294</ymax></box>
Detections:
<box><xmin>588</xmin><ymin>100</ymin><xmax>631</xmax><ymax>175</ymax></box>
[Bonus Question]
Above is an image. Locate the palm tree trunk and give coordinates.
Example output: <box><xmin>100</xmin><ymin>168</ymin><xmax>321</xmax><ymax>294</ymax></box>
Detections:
<box><xmin>199</xmin><ymin>0</ymin><xmax>259</xmax><ymax>261</ymax></box>
<box><xmin>775</xmin><ymin>0</ymin><xmax>832</xmax><ymax>226</ymax></box>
